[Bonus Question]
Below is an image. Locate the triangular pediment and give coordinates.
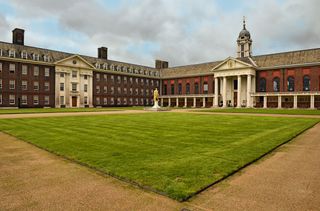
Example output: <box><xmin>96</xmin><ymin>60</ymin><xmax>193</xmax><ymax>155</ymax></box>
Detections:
<box><xmin>212</xmin><ymin>57</ymin><xmax>253</xmax><ymax>71</ymax></box>
<box><xmin>54</xmin><ymin>55</ymin><xmax>95</xmax><ymax>69</ymax></box>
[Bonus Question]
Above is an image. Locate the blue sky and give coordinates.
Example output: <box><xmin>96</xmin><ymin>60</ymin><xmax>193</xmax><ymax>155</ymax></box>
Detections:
<box><xmin>0</xmin><ymin>0</ymin><xmax>319</xmax><ymax>66</ymax></box>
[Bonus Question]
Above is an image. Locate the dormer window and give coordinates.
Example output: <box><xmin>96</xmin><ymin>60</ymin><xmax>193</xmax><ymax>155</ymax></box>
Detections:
<box><xmin>32</xmin><ymin>53</ymin><xmax>40</xmax><ymax>61</ymax></box>
<box><xmin>9</xmin><ymin>49</ymin><xmax>15</xmax><ymax>58</ymax></box>
<box><xmin>95</xmin><ymin>63</ymin><xmax>100</xmax><ymax>69</ymax></box>
<box><xmin>43</xmin><ymin>55</ymin><xmax>50</xmax><ymax>62</ymax></box>
<box><xmin>111</xmin><ymin>65</ymin><xmax>115</xmax><ymax>71</ymax></box>
<box><xmin>0</xmin><ymin>49</ymin><xmax>3</xmax><ymax>57</ymax></box>
<box><xmin>21</xmin><ymin>51</ymin><xmax>27</xmax><ymax>59</ymax></box>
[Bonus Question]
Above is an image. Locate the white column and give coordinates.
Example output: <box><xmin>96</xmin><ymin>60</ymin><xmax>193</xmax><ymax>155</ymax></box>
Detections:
<box><xmin>184</xmin><ymin>97</ymin><xmax>187</xmax><ymax>108</ymax></box>
<box><xmin>88</xmin><ymin>75</ymin><xmax>93</xmax><ymax>107</ymax></box>
<box><xmin>246</xmin><ymin>74</ymin><xmax>252</xmax><ymax>108</ymax></box>
<box><xmin>176</xmin><ymin>98</ymin><xmax>179</xmax><ymax>107</ymax></box>
<box><xmin>310</xmin><ymin>95</ymin><xmax>315</xmax><ymax>109</ymax></box>
<box><xmin>212</xmin><ymin>97</ymin><xmax>215</xmax><ymax>107</ymax></box>
<box><xmin>263</xmin><ymin>96</ymin><xmax>267</xmax><ymax>108</ymax></box>
<box><xmin>203</xmin><ymin>97</ymin><xmax>206</xmax><ymax>108</ymax></box>
<box><xmin>193</xmin><ymin>97</ymin><xmax>196</xmax><ymax>108</ymax></box>
<box><xmin>278</xmin><ymin>96</ymin><xmax>282</xmax><ymax>109</ymax></box>
<box><xmin>237</xmin><ymin>75</ymin><xmax>242</xmax><ymax>108</ymax></box>
<box><xmin>293</xmin><ymin>95</ymin><xmax>298</xmax><ymax>109</ymax></box>
<box><xmin>55</xmin><ymin>72</ymin><xmax>60</xmax><ymax>108</ymax></box>
<box><xmin>223</xmin><ymin>76</ymin><xmax>227</xmax><ymax>107</ymax></box>
<box><xmin>168</xmin><ymin>98</ymin><xmax>171</xmax><ymax>107</ymax></box>
<box><xmin>214</xmin><ymin>77</ymin><xmax>219</xmax><ymax>107</ymax></box>
<box><xmin>66</xmin><ymin>72</ymin><xmax>70</xmax><ymax>108</ymax></box>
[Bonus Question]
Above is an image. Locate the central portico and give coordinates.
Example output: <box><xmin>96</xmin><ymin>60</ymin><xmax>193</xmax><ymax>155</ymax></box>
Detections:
<box><xmin>212</xmin><ymin>57</ymin><xmax>256</xmax><ymax>108</ymax></box>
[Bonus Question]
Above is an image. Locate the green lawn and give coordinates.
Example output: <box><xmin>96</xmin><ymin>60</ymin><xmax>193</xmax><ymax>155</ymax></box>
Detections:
<box><xmin>195</xmin><ymin>108</ymin><xmax>320</xmax><ymax>115</ymax></box>
<box><xmin>0</xmin><ymin>106</ymin><xmax>143</xmax><ymax>115</ymax></box>
<box><xmin>0</xmin><ymin>113</ymin><xmax>318</xmax><ymax>201</ymax></box>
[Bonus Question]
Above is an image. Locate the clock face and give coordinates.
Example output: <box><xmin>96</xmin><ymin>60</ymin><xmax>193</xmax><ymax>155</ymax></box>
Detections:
<box><xmin>73</xmin><ymin>60</ymin><xmax>77</xmax><ymax>64</ymax></box>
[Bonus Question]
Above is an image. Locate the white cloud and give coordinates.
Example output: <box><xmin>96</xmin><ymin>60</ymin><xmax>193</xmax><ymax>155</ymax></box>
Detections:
<box><xmin>1</xmin><ymin>0</ymin><xmax>320</xmax><ymax>67</ymax></box>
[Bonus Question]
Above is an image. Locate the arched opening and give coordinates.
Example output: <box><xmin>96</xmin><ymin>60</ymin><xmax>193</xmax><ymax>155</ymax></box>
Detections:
<box><xmin>303</xmin><ymin>75</ymin><xmax>310</xmax><ymax>91</ymax></box>
<box><xmin>287</xmin><ymin>76</ymin><xmax>295</xmax><ymax>92</ymax></box>
<box><xmin>273</xmin><ymin>77</ymin><xmax>280</xmax><ymax>92</ymax></box>
<box><xmin>186</xmin><ymin>83</ymin><xmax>190</xmax><ymax>94</ymax></box>
<box><xmin>194</xmin><ymin>83</ymin><xmax>199</xmax><ymax>94</ymax></box>
<box><xmin>259</xmin><ymin>78</ymin><xmax>266</xmax><ymax>92</ymax></box>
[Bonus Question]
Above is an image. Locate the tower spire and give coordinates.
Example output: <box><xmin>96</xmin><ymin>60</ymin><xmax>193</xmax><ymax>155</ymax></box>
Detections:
<box><xmin>243</xmin><ymin>16</ymin><xmax>246</xmax><ymax>29</ymax></box>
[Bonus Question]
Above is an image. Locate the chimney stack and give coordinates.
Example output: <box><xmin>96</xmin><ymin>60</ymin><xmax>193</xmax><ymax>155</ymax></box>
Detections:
<box><xmin>98</xmin><ymin>47</ymin><xmax>108</xmax><ymax>60</ymax></box>
<box><xmin>12</xmin><ymin>28</ymin><xmax>25</xmax><ymax>45</ymax></box>
<box><xmin>155</xmin><ymin>60</ymin><xmax>169</xmax><ymax>69</ymax></box>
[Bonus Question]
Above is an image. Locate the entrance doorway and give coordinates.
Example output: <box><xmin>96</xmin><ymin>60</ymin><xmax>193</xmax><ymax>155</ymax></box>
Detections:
<box><xmin>72</xmin><ymin>97</ymin><xmax>77</xmax><ymax>107</ymax></box>
<box><xmin>233</xmin><ymin>92</ymin><xmax>237</xmax><ymax>107</ymax></box>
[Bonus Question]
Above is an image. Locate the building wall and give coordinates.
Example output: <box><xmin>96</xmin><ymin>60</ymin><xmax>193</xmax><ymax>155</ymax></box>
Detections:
<box><xmin>0</xmin><ymin>59</ymin><xmax>55</xmax><ymax>108</ymax></box>
<box><xmin>93</xmin><ymin>71</ymin><xmax>160</xmax><ymax>106</ymax></box>
<box><xmin>256</xmin><ymin>66</ymin><xmax>320</xmax><ymax>92</ymax></box>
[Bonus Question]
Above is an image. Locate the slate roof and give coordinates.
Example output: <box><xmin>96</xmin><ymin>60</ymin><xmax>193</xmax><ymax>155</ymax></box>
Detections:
<box><xmin>1</xmin><ymin>40</ymin><xmax>320</xmax><ymax>79</ymax></box>
<box><xmin>161</xmin><ymin>48</ymin><xmax>320</xmax><ymax>78</ymax></box>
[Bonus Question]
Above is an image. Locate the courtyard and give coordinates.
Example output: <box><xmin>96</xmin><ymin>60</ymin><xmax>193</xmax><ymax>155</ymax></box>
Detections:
<box><xmin>0</xmin><ymin>110</ymin><xmax>319</xmax><ymax>205</ymax></box>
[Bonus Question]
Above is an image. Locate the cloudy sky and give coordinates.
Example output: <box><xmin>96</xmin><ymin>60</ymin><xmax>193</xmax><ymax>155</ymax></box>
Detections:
<box><xmin>0</xmin><ymin>0</ymin><xmax>319</xmax><ymax>67</ymax></box>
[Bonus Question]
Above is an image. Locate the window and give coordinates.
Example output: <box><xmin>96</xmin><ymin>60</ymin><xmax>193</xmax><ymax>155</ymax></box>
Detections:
<box><xmin>45</xmin><ymin>68</ymin><xmax>50</xmax><ymax>77</ymax></box>
<box><xmin>44</xmin><ymin>82</ymin><xmax>50</xmax><ymax>91</ymax></box>
<box><xmin>33</xmin><ymin>96</ymin><xmax>39</xmax><ymax>105</ymax></box>
<box><xmin>96</xmin><ymin>97</ymin><xmax>100</xmax><ymax>105</ymax></box>
<box><xmin>186</xmin><ymin>83</ymin><xmax>190</xmax><ymax>94</ymax></box>
<box><xmin>9</xmin><ymin>50</ymin><xmax>15</xmax><ymax>58</ymax></box>
<box><xmin>84</xmin><ymin>75</ymin><xmax>88</xmax><ymax>80</ymax></box>
<box><xmin>72</xmin><ymin>83</ymin><xmax>77</xmax><ymax>92</ymax></box>
<box><xmin>72</xmin><ymin>71</ymin><xmax>77</xmax><ymax>78</ymax></box>
<box><xmin>129</xmin><ymin>98</ymin><xmax>133</xmax><ymax>105</ymax></box>
<box><xmin>0</xmin><ymin>95</ymin><xmax>2</xmax><ymax>104</ymax></box>
<box><xmin>111</xmin><ymin>75</ymin><xmax>114</xmax><ymax>82</ymax></box>
<box><xmin>194</xmin><ymin>83</ymin><xmax>199</xmax><ymax>94</ymax></box>
<box><xmin>21</xmin><ymin>95</ymin><xmax>27</xmax><ymax>105</ymax></box>
<box><xmin>84</xmin><ymin>96</ymin><xmax>88</xmax><ymax>105</ymax></box>
<box><xmin>34</xmin><ymin>66</ymin><xmax>39</xmax><ymax>76</ymax></box>
<box><xmin>111</xmin><ymin>97</ymin><xmax>114</xmax><ymax>105</ymax></box>
<box><xmin>151</xmin><ymin>80</ymin><xmax>154</xmax><ymax>86</ymax></box>
<box><xmin>60</xmin><ymin>83</ymin><xmax>64</xmax><ymax>91</ymax></box>
<box><xmin>0</xmin><ymin>63</ymin><xmax>2</xmax><ymax>72</ymax></box>
<box><xmin>146</xmin><ymin>79</ymin><xmax>149</xmax><ymax>85</ymax></box>
<box><xmin>129</xmin><ymin>77</ymin><xmax>133</xmax><ymax>84</ymax></box>
<box><xmin>96</xmin><ymin>85</ymin><xmax>100</xmax><ymax>93</ymax></box>
<box><xmin>96</xmin><ymin>73</ymin><xmax>100</xmax><ymax>80</ymax></box>
<box><xmin>60</xmin><ymin>72</ymin><xmax>65</xmax><ymax>78</ymax></box>
<box><xmin>22</xmin><ymin>65</ymin><xmax>28</xmax><ymax>75</ymax></box>
<box><xmin>135</xmin><ymin>78</ymin><xmax>139</xmax><ymax>84</ymax></box>
<box><xmin>22</xmin><ymin>81</ymin><xmax>28</xmax><ymax>90</ymax></box>
<box><xmin>103</xmin><ymin>97</ymin><xmax>107</xmax><ymax>105</ymax></box>
<box><xmin>135</xmin><ymin>88</ymin><xmax>139</xmax><ymax>95</ymax></box>
<box><xmin>203</xmin><ymin>83</ymin><xmax>208</xmax><ymax>94</ymax></box>
<box><xmin>9</xmin><ymin>80</ymin><xmax>15</xmax><ymax>90</ymax></box>
<box><xmin>103</xmin><ymin>74</ymin><xmax>107</xmax><ymax>81</ymax></box>
<box><xmin>44</xmin><ymin>96</ymin><xmax>50</xmax><ymax>105</ymax></box>
<box><xmin>9</xmin><ymin>95</ymin><xmax>15</xmax><ymax>104</ymax></box>
<box><xmin>259</xmin><ymin>78</ymin><xmax>266</xmax><ymax>92</ymax></box>
<box><xmin>111</xmin><ymin>86</ymin><xmax>114</xmax><ymax>94</ymax></box>
<box><xmin>124</xmin><ymin>87</ymin><xmax>127</xmax><ymax>95</ymax></box>
<box><xmin>123</xmin><ymin>98</ymin><xmax>127</xmax><ymax>105</ymax></box>
<box><xmin>117</xmin><ymin>76</ymin><xmax>121</xmax><ymax>84</ymax></box>
<box><xmin>0</xmin><ymin>79</ymin><xmax>2</xmax><ymax>89</ymax></box>
<box><xmin>60</xmin><ymin>96</ymin><xmax>65</xmax><ymax>105</ymax></box>
<box><xmin>34</xmin><ymin>81</ymin><xmax>39</xmax><ymax>91</ymax></box>
<box><xmin>124</xmin><ymin>76</ymin><xmax>127</xmax><ymax>84</ymax></box>
<box><xmin>287</xmin><ymin>76</ymin><xmax>295</xmax><ymax>92</ymax></box>
<box><xmin>303</xmin><ymin>75</ymin><xmax>310</xmax><ymax>91</ymax></box>
<box><xmin>129</xmin><ymin>88</ymin><xmax>133</xmax><ymax>95</ymax></box>
<box><xmin>33</xmin><ymin>54</ymin><xmax>40</xmax><ymax>61</ymax></box>
<box><xmin>273</xmin><ymin>77</ymin><xmax>280</xmax><ymax>92</ymax></box>
<box><xmin>163</xmin><ymin>84</ymin><xmax>167</xmax><ymax>95</ymax></box>
<box><xmin>118</xmin><ymin>87</ymin><xmax>121</xmax><ymax>94</ymax></box>
<box><xmin>141</xmin><ymin>78</ymin><xmax>144</xmax><ymax>85</ymax></box>
<box><xmin>44</xmin><ymin>55</ymin><xmax>50</xmax><ymax>62</ymax></box>
<box><xmin>178</xmin><ymin>83</ymin><xmax>182</xmax><ymax>95</ymax></box>
<box><xmin>9</xmin><ymin>64</ymin><xmax>15</xmax><ymax>73</ymax></box>
<box><xmin>21</xmin><ymin>51</ymin><xmax>27</xmax><ymax>59</ymax></box>
<box><xmin>84</xmin><ymin>84</ymin><xmax>88</xmax><ymax>92</ymax></box>
<box><xmin>103</xmin><ymin>86</ymin><xmax>107</xmax><ymax>93</ymax></box>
